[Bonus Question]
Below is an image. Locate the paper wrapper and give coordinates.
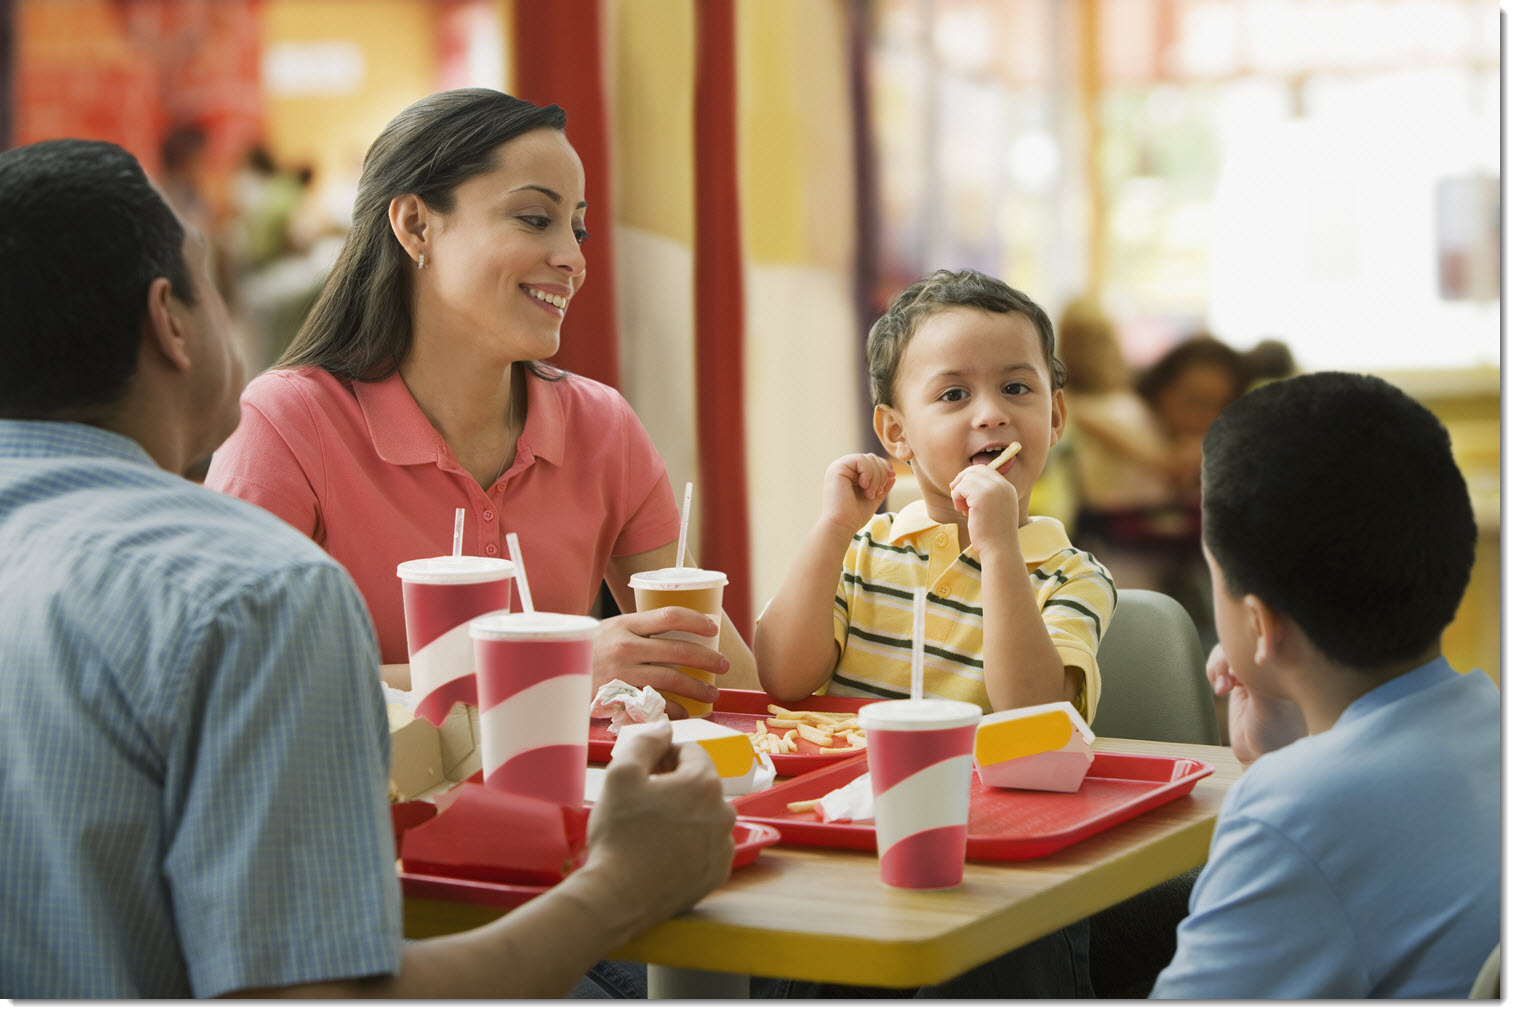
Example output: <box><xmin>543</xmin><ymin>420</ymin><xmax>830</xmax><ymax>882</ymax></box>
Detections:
<box><xmin>816</xmin><ymin>771</ymin><xmax>873</xmax><ymax>823</ymax></box>
<box><xmin>590</xmin><ymin>679</ymin><xmax>669</xmax><ymax>732</ymax></box>
<box><xmin>400</xmin><ymin>782</ymin><xmax>590</xmax><ymax>886</ymax></box>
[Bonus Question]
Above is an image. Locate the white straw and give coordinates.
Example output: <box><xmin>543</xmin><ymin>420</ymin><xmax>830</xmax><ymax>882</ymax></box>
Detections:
<box><xmin>506</xmin><ymin>532</ymin><xmax>535</xmax><ymax>613</ymax></box>
<box><xmin>910</xmin><ymin>587</ymin><xmax>926</xmax><ymax>701</ymax></box>
<box><xmin>675</xmin><ymin>481</ymin><xmax>694</xmax><ymax>568</ymax></box>
<box><xmin>452</xmin><ymin>508</ymin><xmax>464</xmax><ymax>557</ymax></box>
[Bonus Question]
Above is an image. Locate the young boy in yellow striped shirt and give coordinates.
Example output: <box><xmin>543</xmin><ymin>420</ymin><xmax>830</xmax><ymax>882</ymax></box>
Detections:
<box><xmin>756</xmin><ymin>269</ymin><xmax>1115</xmax><ymax>722</ymax></box>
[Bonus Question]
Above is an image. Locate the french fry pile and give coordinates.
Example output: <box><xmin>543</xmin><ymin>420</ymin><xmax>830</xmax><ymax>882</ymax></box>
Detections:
<box><xmin>746</xmin><ymin>704</ymin><xmax>867</xmax><ymax>758</ymax></box>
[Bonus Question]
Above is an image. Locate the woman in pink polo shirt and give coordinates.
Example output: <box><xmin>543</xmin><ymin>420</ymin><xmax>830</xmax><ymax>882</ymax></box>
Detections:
<box><xmin>206</xmin><ymin>89</ymin><xmax>757</xmax><ymax>714</ymax></box>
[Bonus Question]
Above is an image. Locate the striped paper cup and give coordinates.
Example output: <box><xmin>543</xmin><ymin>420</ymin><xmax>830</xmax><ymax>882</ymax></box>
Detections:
<box><xmin>858</xmin><ymin>698</ymin><xmax>983</xmax><ymax>889</ymax></box>
<box><xmin>470</xmin><ymin>611</ymin><xmax>600</xmax><ymax>808</ymax></box>
<box><xmin>397</xmin><ymin>556</ymin><xmax>516</xmax><ymax>725</ymax></box>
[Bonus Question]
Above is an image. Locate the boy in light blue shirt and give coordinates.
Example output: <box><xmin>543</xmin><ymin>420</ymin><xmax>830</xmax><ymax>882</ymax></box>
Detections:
<box><xmin>1151</xmin><ymin>371</ymin><xmax>1498</xmax><ymax>999</ymax></box>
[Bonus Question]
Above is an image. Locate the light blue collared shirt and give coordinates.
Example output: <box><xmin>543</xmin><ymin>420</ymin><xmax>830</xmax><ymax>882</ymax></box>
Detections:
<box><xmin>1152</xmin><ymin>656</ymin><xmax>1500</xmax><ymax>998</ymax></box>
<box><xmin>0</xmin><ymin>421</ymin><xmax>402</xmax><ymax>998</ymax></box>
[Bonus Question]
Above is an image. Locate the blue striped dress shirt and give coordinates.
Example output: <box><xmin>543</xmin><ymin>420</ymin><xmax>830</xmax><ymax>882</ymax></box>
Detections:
<box><xmin>0</xmin><ymin>421</ymin><xmax>402</xmax><ymax>997</ymax></box>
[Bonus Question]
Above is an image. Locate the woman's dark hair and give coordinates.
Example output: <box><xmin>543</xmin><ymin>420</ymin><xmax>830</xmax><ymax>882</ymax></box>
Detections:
<box><xmin>0</xmin><ymin>139</ymin><xmax>194</xmax><ymax>419</ymax></box>
<box><xmin>278</xmin><ymin>89</ymin><xmax>568</xmax><ymax>381</ymax></box>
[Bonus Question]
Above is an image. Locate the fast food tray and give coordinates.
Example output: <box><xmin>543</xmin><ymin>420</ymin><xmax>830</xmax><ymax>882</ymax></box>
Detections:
<box><xmin>588</xmin><ymin>688</ymin><xmax>873</xmax><ymax>775</ymax></box>
<box><xmin>399</xmin><ymin>821</ymin><xmax>780</xmax><ymax>911</ymax></box>
<box><xmin>734</xmin><ymin>752</ymin><xmax>1214</xmax><ymax>861</ymax></box>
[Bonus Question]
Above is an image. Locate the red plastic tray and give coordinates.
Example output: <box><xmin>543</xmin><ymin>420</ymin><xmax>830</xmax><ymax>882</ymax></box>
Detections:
<box><xmin>400</xmin><ymin>821</ymin><xmax>781</xmax><ymax>911</ymax></box>
<box><xmin>734</xmin><ymin>752</ymin><xmax>1213</xmax><ymax>861</ymax></box>
<box><xmin>588</xmin><ymin>689</ymin><xmax>874</xmax><ymax>775</ymax></box>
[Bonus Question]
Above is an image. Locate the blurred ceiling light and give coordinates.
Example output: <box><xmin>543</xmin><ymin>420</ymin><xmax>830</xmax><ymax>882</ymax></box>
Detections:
<box><xmin>1008</xmin><ymin>130</ymin><xmax>1060</xmax><ymax>192</ymax></box>
<box><xmin>933</xmin><ymin>8</ymin><xmax>994</xmax><ymax>73</ymax></box>
<box><xmin>262</xmin><ymin>41</ymin><xmax>366</xmax><ymax>97</ymax></box>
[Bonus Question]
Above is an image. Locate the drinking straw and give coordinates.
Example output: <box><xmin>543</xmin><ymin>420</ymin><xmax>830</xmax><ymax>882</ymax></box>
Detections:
<box><xmin>505</xmin><ymin>532</ymin><xmax>535</xmax><ymax>613</ymax></box>
<box><xmin>676</xmin><ymin>481</ymin><xmax>694</xmax><ymax>568</ymax></box>
<box><xmin>910</xmin><ymin>587</ymin><xmax>926</xmax><ymax>701</ymax></box>
<box><xmin>452</xmin><ymin>508</ymin><xmax>464</xmax><ymax>557</ymax></box>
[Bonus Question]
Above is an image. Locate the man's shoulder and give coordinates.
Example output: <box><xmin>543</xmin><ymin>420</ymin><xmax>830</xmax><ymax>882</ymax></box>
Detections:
<box><xmin>83</xmin><ymin>463</ymin><xmax>343</xmax><ymax>591</ymax></box>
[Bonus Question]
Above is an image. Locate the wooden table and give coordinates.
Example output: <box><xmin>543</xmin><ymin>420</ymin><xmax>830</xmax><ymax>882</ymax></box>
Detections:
<box><xmin>403</xmin><ymin>737</ymin><xmax>1242</xmax><ymax>996</ymax></box>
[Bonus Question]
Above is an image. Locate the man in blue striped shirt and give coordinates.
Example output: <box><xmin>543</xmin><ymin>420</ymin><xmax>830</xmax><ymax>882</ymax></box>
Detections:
<box><xmin>0</xmin><ymin>139</ymin><xmax>734</xmax><ymax>999</ymax></box>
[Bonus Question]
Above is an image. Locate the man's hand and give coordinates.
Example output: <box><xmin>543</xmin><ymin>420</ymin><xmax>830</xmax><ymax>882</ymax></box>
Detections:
<box><xmin>582</xmin><ymin>723</ymin><xmax>736</xmax><ymax>926</ymax></box>
<box><xmin>1205</xmin><ymin>643</ymin><xmax>1307</xmax><ymax>765</ymax></box>
<box><xmin>818</xmin><ymin>453</ymin><xmax>895</xmax><ymax>538</ymax></box>
<box><xmin>591</xmin><ymin>609</ymin><xmax>729</xmax><ymax>718</ymax></box>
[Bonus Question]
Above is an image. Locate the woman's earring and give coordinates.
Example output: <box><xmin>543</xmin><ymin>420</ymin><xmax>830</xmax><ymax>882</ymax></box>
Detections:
<box><xmin>418</xmin><ymin>252</ymin><xmax>427</xmax><ymax>270</ymax></box>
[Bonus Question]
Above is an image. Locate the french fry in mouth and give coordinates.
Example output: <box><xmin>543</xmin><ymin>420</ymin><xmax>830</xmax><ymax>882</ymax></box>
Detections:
<box><xmin>988</xmin><ymin>441</ymin><xmax>1022</xmax><ymax>470</ymax></box>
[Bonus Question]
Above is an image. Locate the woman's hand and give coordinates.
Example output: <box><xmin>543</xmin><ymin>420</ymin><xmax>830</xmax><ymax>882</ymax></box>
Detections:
<box><xmin>591</xmin><ymin>608</ymin><xmax>730</xmax><ymax>719</ymax></box>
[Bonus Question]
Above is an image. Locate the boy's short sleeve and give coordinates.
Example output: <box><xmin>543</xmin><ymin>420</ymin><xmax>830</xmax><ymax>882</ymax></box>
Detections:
<box><xmin>1038</xmin><ymin>551</ymin><xmax>1115</xmax><ymax>723</ymax></box>
<box><xmin>1151</xmin><ymin>812</ymin><xmax>1363</xmax><ymax>998</ymax></box>
<box><xmin>827</xmin><ymin>530</ymin><xmax>865</xmax><ymax>691</ymax></box>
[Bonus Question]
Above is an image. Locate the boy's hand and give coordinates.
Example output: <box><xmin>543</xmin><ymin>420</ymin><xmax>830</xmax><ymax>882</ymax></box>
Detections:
<box><xmin>1205</xmin><ymin>643</ymin><xmax>1308</xmax><ymax>765</ymax></box>
<box><xmin>948</xmin><ymin>464</ymin><xmax>1021</xmax><ymax>555</ymax></box>
<box><xmin>819</xmin><ymin>454</ymin><xmax>895</xmax><ymax>537</ymax></box>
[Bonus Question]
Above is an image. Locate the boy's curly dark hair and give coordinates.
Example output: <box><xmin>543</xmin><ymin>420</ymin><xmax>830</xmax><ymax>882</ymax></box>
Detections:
<box><xmin>865</xmin><ymin>269</ymin><xmax>1066</xmax><ymax>407</ymax></box>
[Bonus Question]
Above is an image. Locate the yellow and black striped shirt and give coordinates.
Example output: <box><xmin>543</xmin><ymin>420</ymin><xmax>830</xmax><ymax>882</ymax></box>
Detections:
<box><xmin>827</xmin><ymin>501</ymin><xmax>1115</xmax><ymax>721</ymax></box>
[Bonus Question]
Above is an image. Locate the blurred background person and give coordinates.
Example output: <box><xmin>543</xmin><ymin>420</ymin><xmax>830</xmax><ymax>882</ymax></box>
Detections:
<box><xmin>1057</xmin><ymin>298</ymin><xmax>1197</xmax><ymax>598</ymax></box>
<box><xmin>1241</xmin><ymin>336</ymin><xmax>1299</xmax><ymax>392</ymax></box>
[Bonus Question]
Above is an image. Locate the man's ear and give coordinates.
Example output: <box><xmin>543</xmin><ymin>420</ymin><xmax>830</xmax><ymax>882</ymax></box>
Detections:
<box><xmin>873</xmin><ymin>404</ymin><xmax>911</xmax><ymax>462</ymax></box>
<box><xmin>1048</xmin><ymin>387</ymin><xmax>1068</xmax><ymax>447</ymax></box>
<box><xmin>144</xmin><ymin>276</ymin><xmax>191</xmax><ymax>372</ymax></box>
<box><xmin>389</xmin><ymin>193</ymin><xmax>431</xmax><ymax>265</ymax></box>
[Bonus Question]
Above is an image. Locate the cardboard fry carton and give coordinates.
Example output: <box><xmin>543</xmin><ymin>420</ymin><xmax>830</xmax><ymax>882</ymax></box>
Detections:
<box><xmin>973</xmin><ymin>701</ymin><xmax>1095</xmax><ymax>792</ymax></box>
<box><xmin>612</xmin><ymin>717</ymin><xmax>763</xmax><ymax>794</ymax></box>
<box><xmin>389</xmin><ymin>699</ymin><xmax>481</xmax><ymax>803</ymax></box>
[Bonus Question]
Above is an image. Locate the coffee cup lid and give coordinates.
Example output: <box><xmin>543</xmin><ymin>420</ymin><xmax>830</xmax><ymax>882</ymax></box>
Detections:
<box><xmin>627</xmin><ymin>567</ymin><xmax>728</xmax><ymax>591</ymax></box>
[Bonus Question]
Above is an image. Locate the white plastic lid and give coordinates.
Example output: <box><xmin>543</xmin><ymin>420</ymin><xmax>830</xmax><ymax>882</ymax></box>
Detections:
<box><xmin>469</xmin><ymin>610</ymin><xmax>601</xmax><ymax>641</ymax></box>
<box><xmin>857</xmin><ymin>698</ymin><xmax>983</xmax><ymax>732</ymax></box>
<box><xmin>396</xmin><ymin>556</ymin><xmax>516</xmax><ymax>585</ymax></box>
<box><xmin>627</xmin><ymin>567</ymin><xmax>728</xmax><ymax>591</ymax></box>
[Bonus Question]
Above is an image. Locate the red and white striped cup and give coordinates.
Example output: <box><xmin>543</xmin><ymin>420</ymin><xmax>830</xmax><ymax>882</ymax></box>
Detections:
<box><xmin>469</xmin><ymin>611</ymin><xmax>600</xmax><ymax>808</ymax></box>
<box><xmin>396</xmin><ymin>556</ymin><xmax>515</xmax><ymax>725</ymax></box>
<box><xmin>858</xmin><ymin>698</ymin><xmax>983</xmax><ymax>889</ymax></box>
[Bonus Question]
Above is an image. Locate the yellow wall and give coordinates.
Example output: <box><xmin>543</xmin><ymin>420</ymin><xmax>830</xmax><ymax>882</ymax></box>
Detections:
<box><xmin>606</xmin><ymin>0</ymin><xmax>694</xmax><ymax>246</ymax></box>
<box><xmin>261</xmin><ymin>0</ymin><xmax>440</xmax><ymax>195</ymax></box>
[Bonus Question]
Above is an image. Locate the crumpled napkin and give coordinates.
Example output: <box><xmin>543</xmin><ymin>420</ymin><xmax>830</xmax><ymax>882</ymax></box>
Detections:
<box><xmin>590</xmin><ymin>679</ymin><xmax>669</xmax><ymax>732</ymax></box>
<box><xmin>816</xmin><ymin>771</ymin><xmax>873</xmax><ymax>823</ymax></box>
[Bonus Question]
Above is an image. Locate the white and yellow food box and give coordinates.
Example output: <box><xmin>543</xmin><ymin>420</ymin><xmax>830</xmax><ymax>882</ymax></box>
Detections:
<box><xmin>612</xmin><ymin>717</ymin><xmax>763</xmax><ymax>794</ymax></box>
<box><xmin>973</xmin><ymin>701</ymin><xmax>1095</xmax><ymax>792</ymax></box>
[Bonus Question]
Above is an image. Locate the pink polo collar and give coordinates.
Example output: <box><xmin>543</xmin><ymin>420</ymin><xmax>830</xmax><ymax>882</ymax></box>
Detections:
<box><xmin>352</xmin><ymin>367</ymin><xmax>568</xmax><ymax>470</ymax></box>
